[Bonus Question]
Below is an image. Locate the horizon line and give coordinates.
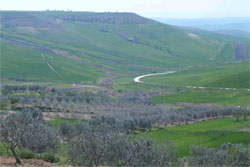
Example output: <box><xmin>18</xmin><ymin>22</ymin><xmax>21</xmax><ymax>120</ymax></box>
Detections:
<box><xmin>1</xmin><ymin>9</ymin><xmax>249</xmax><ymax>19</ymax></box>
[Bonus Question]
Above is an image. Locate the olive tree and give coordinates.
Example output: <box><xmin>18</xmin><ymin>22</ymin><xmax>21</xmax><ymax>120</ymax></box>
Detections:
<box><xmin>122</xmin><ymin>138</ymin><xmax>154</xmax><ymax>167</ymax></box>
<box><xmin>0</xmin><ymin>110</ymin><xmax>59</xmax><ymax>164</ymax></box>
<box><xmin>123</xmin><ymin>119</ymin><xmax>136</xmax><ymax>133</ymax></box>
<box><xmin>221</xmin><ymin>143</ymin><xmax>250</xmax><ymax>167</ymax></box>
<box><xmin>121</xmin><ymin>139</ymin><xmax>178</xmax><ymax>167</ymax></box>
<box><xmin>189</xmin><ymin>146</ymin><xmax>226</xmax><ymax>167</ymax></box>
<box><xmin>188</xmin><ymin>143</ymin><xmax>250</xmax><ymax>167</ymax></box>
<box><xmin>59</xmin><ymin>121</ymin><xmax>75</xmax><ymax>140</ymax></box>
<box><xmin>242</xmin><ymin>110</ymin><xmax>249</xmax><ymax>121</ymax></box>
<box><xmin>152</xmin><ymin>142</ymin><xmax>178</xmax><ymax>167</ymax></box>
<box><xmin>67</xmin><ymin>122</ymin><xmax>124</xmax><ymax>167</ymax></box>
<box><xmin>232</xmin><ymin>106</ymin><xmax>242</xmax><ymax>122</ymax></box>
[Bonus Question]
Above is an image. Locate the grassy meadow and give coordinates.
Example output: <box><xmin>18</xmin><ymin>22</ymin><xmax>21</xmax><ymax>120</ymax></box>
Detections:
<box><xmin>142</xmin><ymin>117</ymin><xmax>250</xmax><ymax>157</ymax></box>
<box><xmin>151</xmin><ymin>89</ymin><xmax>250</xmax><ymax>106</ymax></box>
<box><xmin>1</xmin><ymin>11</ymin><xmax>249</xmax><ymax>84</ymax></box>
<box><xmin>50</xmin><ymin>118</ymin><xmax>88</xmax><ymax>128</ymax></box>
<box><xmin>49</xmin><ymin>116</ymin><xmax>250</xmax><ymax>157</ymax></box>
<box><xmin>142</xmin><ymin>62</ymin><xmax>250</xmax><ymax>89</ymax></box>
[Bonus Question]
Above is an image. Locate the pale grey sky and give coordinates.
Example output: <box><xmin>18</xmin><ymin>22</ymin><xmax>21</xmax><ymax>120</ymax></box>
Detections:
<box><xmin>1</xmin><ymin>0</ymin><xmax>250</xmax><ymax>18</ymax></box>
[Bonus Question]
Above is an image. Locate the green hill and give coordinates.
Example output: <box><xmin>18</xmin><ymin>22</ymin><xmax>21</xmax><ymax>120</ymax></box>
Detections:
<box><xmin>142</xmin><ymin>62</ymin><xmax>250</xmax><ymax>89</ymax></box>
<box><xmin>1</xmin><ymin>11</ymin><xmax>249</xmax><ymax>83</ymax></box>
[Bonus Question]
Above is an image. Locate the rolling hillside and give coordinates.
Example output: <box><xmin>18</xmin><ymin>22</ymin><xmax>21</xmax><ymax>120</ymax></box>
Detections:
<box><xmin>1</xmin><ymin>11</ymin><xmax>249</xmax><ymax>83</ymax></box>
<box><xmin>142</xmin><ymin>62</ymin><xmax>250</xmax><ymax>89</ymax></box>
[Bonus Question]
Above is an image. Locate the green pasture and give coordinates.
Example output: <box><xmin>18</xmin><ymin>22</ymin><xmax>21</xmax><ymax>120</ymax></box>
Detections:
<box><xmin>142</xmin><ymin>117</ymin><xmax>250</xmax><ymax>157</ymax></box>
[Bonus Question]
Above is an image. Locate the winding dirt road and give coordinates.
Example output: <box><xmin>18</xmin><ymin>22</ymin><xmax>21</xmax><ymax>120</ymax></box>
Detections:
<box><xmin>134</xmin><ymin>71</ymin><xmax>250</xmax><ymax>91</ymax></box>
<box><xmin>134</xmin><ymin>71</ymin><xmax>176</xmax><ymax>83</ymax></box>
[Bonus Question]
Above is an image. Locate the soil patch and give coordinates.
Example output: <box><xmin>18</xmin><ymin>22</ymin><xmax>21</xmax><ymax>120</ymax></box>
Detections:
<box><xmin>0</xmin><ymin>156</ymin><xmax>58</xmax><ymax>167</ymax></box>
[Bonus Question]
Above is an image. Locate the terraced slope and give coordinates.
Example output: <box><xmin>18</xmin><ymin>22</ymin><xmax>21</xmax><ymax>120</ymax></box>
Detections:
<box><xmin>1</xmin><ymin>11</ymin><xmax>249</xmax><ymax>83</ymax></box>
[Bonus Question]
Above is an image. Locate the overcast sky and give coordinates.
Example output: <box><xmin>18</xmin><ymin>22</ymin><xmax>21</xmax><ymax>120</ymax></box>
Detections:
<box><xmin>1</xmin><ymin>0</ymin><xmax>249</xmax><ymax>18</ymax></box>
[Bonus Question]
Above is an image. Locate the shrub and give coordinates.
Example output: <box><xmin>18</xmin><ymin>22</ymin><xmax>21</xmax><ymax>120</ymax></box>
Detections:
<box><xmin>1</xmin><ymin>89</ymin><xmax>10</xmax><ymax>95</ymax></box>
<box><xmin>38</xmin><ymin>152</ymin><xmax>59</xmax><ymax>163</ymax></box>
<box><xmin>10</xmin><ymin>105</ymin><xmax>17</xmax><ymax>110</ymax></box>
<box><xmin>59</xmin><ymin>121</ymin><xmax>75</xmax><ymax>138</ymax></box>
<box><xmin>0</xmin><ymin>102</ymin><xmax>7</xmax><ymax>109</ymax></box>
<box><xmin>9</xmin><ymin>96</ymin><xmax>19</xmax><ymax>104</ymax></box>
<box><xmin>17</xmin><ymin>149</ymin><xmax>35</xmax><ymax>159</ymax></box>
<box><xmin>242</xmin><ymin>110</ymin><xmax>249</xmax><ymax>121</ymax></box>
<box><xmin>0</xmin><ymin>144</ymin><xmax>11</xmax><ymax>156</ymax></box>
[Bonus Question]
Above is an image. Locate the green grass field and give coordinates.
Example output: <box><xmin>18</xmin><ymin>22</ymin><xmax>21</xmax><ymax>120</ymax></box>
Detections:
<box><xmin>141</xmin><ymin>117</ymin><xmax>250</xmax><ymax>157</ymax></box>
<box><xmin>143</xmin><ymin>62</ymin><xmax>250</xmax><ymax>89</ymax></box>
<box><xmin>1</xmin><ymin>11</ymin><xmax>249</xmax><ymax>83</ymax></box>
<box><xmin>50</xmin><ymin>117</ymin><xmax>88</xmax><ymax>128</ymax></box>
<box><xmin>151</xmin><ymin>89</ymin><xmax>250</xmax><ymax>106</ymax></box>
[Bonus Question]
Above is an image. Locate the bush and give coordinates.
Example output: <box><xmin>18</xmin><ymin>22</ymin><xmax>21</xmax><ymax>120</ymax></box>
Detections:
<box><xmin>37</xmin><ymin>152</ymin><xmax>59</xmax><ymax>163</ymax></box>
<box><xmin>17</xmin><ymin>149</ymin><xmax>35</xmax><ymax>159</ymax></box>
<box><xmin>0</xmin><ymin>102</ymin><xmax>7</xmax><ymax>109</ymax></box>
<box><xmin>1</xmin><ymin>89</ymin><xmax>10</xmax><ymax>95</ymax></box>
<box><xmin>9</xmin><ymin>96</ymin><xmax>19</xmax><ymax>104</ymax></box>
<box><xmin>59</xmin><ymin>121</ymin><xmax>75</xmax><ymax>138</ymax></box>
<box><xmin>10</xmin><ymin>105</ymin><xmax>17</xmax><ymax>110</ymax></box>
<box><xmin>0</xmin><ymin>144</ymin><xmax>11</xmax><ymax>156</ymax></box>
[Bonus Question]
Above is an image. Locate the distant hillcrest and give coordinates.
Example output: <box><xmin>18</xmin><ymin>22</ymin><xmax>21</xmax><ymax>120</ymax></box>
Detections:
<box><xmin>1</xmin><ymin>11</ymin><xmax>156</xmax><ymax>25</ymax></box>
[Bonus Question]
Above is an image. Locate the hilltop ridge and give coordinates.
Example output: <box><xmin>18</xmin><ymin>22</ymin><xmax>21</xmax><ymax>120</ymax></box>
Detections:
<box><xmin>1</xmin><ymin>11</ymin><xmax>156</xmax><ymax>25</ymax></box>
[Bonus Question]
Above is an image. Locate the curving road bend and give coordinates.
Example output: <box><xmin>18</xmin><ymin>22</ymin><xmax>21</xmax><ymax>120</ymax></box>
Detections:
<box><xmin>134</xmin><ymin>71</ymin><xmax>176</xmax><ymax>83</ymax></box>
<box><xmin>134</xmin><ymin>71</ymin><xmax>250</xmax><ymax>91</ymax></box>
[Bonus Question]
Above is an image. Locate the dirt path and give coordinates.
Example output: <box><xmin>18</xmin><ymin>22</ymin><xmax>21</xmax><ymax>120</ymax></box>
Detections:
<box><xmin>134</xmin><ymin>71</ymin><xmax>176</xmax><ymax>83</ymax></box>
<box><xmin>0</xmin><ymin>156</ymin><xmax>58</xmax><ymax>167</ymax></box>
<box><xmin>41</xmin><ymin>54</ymin><xmax>64</xmax><ymax>79</ymax></box>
